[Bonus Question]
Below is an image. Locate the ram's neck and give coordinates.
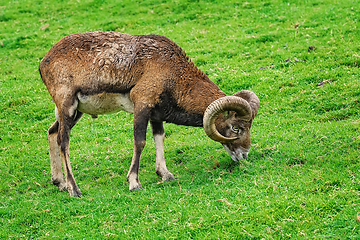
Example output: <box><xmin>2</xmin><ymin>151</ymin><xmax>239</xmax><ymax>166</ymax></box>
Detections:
<box><xmin>149</xmin><ymin>73</ymin><xmax>226</xmax><ymax>127</ymax></box>
<box><xmin>166</xmin><ymin>73</ymin><xmax>227</xmax><ymax>127</ymax></box>
<box><xmin>179</xmin><ymin>78</ymin><xmax>226</xmax><ymax>115</ymax></box>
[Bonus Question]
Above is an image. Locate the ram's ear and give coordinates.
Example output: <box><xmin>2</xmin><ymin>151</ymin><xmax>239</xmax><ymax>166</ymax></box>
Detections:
<box><xmin>222</xmin><ymin>111</ymin><xmax>230</xmax><ymax>119</ymax></box>
<box><xmin>233</xmin><ymin>90</ymin><xmax>260</xmax><ymax>119</ymax></box>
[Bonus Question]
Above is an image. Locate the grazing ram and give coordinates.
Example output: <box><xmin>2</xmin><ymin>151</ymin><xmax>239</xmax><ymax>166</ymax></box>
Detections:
<box><xmin>39</xmin><ymin>31</ymin><xmax>260</xmax><ymax>197</ymax></box>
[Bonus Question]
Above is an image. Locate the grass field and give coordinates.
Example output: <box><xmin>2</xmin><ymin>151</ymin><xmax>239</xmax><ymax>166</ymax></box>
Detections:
<box><xmin>1</xmin><ymin>0</ymin><xmax>360</xmax><ymax>238</ymax></box>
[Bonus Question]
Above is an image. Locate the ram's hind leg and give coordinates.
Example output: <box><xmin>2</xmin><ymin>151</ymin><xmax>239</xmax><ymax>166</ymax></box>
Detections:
<box><xmin>151</xmin><ymin>121</ymin><xmax>175</xmax><ymax>181</ymax></box>
<box><xmin>49</xmin><ymin>102</ymin><xmax>83</xmax><ymax>197</ymax></box>
<box><xmin>48</xmin><ymin>120</ymin><xmax>67</xmax><ymax>191</ymax></box>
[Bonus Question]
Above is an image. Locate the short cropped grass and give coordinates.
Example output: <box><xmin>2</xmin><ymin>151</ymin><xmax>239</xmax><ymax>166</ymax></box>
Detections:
<box><xmin>1</xmin><ymin>0</ymin><xmax>360</xmax><ymax>239</ymax></box>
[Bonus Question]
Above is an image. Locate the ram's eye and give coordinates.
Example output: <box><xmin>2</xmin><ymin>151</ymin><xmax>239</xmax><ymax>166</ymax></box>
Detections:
<box><xmin>232</xmin><ymin>126</ymin><xmax>240</xmax><ymax>132</ymax></box>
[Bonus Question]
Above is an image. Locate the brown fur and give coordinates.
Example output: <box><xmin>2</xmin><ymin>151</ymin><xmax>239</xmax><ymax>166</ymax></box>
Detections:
<box><xmin>39</xmin><ymin>31</ymin><xmax>257</xmax><ymax>196</ymax></box>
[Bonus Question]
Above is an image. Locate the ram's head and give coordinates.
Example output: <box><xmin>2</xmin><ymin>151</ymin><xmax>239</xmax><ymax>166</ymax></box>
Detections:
<box><xmin>203</xmin><ymin>90</ymin><xmax>260</xmax><ymax>161</ymax></box>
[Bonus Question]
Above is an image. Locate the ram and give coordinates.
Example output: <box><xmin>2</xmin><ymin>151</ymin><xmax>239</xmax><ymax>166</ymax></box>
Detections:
<box><xmin>39</xmin><ymin>31</ymin><xmax>260</xmax><ymax>197</ymax></box>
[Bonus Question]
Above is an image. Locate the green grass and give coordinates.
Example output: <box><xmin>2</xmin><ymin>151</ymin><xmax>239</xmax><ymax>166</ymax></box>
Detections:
<box><xmin>1</xmin><ymin>0</ymin><xmax>360</xmax><ymax>238</ymax></box>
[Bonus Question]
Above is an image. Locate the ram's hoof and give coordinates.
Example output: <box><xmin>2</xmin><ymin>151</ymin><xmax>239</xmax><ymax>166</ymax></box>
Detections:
<box><xmin>68</xmin><ymin>187</ymin><xmax>82</xmax><ymax>197</ymax></box>
<box><xmin>162</xmin><ymin>172</ymin><xmax>176</xmax><ymax>181</ymax></box>
<box><xmin>130</xmin><ymin>186</ymin><xmax>143</xmax><ymax>191</ymax></box>
<box><xmin>129</xmin><ymin>180</ymin><xmax>143</xmax><ymax>191</ymax></box>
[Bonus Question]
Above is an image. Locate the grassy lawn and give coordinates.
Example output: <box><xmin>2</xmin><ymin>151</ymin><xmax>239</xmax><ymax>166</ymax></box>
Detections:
<box><xmin>1</xmin><ymin>0</ymin><xmax>359</xmax><ymax>238</ymax></box>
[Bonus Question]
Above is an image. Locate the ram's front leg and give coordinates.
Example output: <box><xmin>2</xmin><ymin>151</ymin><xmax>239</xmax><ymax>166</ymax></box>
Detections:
<box><xmin>127</xmin><ymin>104</ymin><xmax>151</xmax><ymax>191</ymax></box>
<box><xmin>151</xmin><ymin>121</ymin><xmax>175</xmax><ymax>181</ymax></box>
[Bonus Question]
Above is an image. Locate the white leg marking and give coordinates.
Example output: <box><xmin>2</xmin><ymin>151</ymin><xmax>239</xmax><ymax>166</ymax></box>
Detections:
<box><xmin>60</xmin><ymin>148</ymin><xmax>82</xmax><ymax>197</ymax></box>
<box><xmin>127</xmin><ymin>172</ymin><xmax>143</xmax><ymax>191</ymax></box>
<box><xmin>127</xmin><ymin>155</ymin><xmax>143</xmax><ymax>191</ymax></box>
<box><xmin>153</xmin><ymin>133</ymin><xmax>175</xmax><ymax>181</ymax></box>
<box><xmin>48</xmin><ymin>130</ymin><xmax>66</xmax><ymax>191</ymax></box>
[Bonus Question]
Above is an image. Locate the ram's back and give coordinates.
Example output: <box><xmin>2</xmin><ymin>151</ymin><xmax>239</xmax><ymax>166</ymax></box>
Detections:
<box><xmin>39</xmin><ymin>32</ymin><xmax>191</xmax><ymax>96</ymax></box>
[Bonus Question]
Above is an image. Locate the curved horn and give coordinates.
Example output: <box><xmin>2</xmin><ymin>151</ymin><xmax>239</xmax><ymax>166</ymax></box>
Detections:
<box><xmin>203</xmin><ymin>96</ymin><xmax>252</xmax><ymax>143</ymax></box>
<box><xmin>233</xmin><ymin>90</ymin><xmax>260</xmax><ymax>119</ymax></box>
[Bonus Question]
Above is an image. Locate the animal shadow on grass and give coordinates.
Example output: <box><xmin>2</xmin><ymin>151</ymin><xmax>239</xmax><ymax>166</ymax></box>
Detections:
<box><xmin>211</xmin><ymin>157</ymin><xmax>249</xmax><ymax>173</ymax></box>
